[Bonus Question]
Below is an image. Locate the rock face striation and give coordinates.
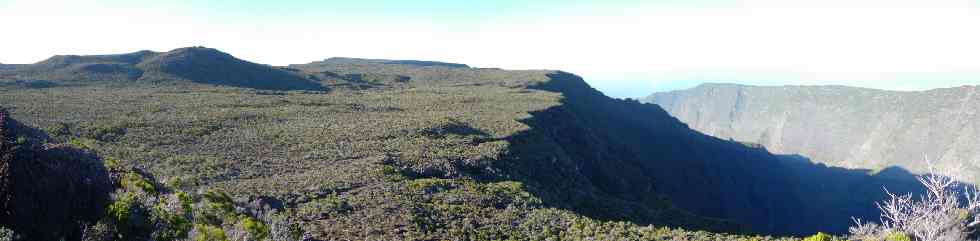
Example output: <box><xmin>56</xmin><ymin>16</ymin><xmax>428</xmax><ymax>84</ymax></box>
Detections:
<box><xmin>645</xmin><ymin>83</ymin><xmax>980</xmax><ymax>182</ymax></box>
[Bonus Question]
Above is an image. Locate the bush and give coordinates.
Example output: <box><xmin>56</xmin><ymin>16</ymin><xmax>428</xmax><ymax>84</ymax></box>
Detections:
<box><xmin>107</xmin><ymin>193</ymin><xmax>137</xmax><ymax>226</ymax></box>
<box><xmin>67</xmin><ymin>138</ymin><xmax>93</xmax><ymax>150</ymax></box>
<box><xmin>0</xmin><ymin>227</ymin><xmax>16</xmax><ymax>241</ymax></box>
<box><xmin>238</xmin><ymin>216</ymin><xmax>269</xmax><ymax>241</ymax></box>
<box><xmin>885</xmin><ymin>232</ymin><xmax>911</xmax><ymax>241</ymax></box>
<box><xmin>407</xmin><ymin>178</ymin><xmax>454</xmax><ymax>194</ymax></box>
<box><xmin>198</xmin><ymin>190</ymin><xmax>236</xmax><ymax>225</ymax></box>
<box><xmin>266</xmin><ymin>213</ymin><xmax>304</xmax><ymax>241</ymax></box>
<box><xmin>81</xmin><ymin>122</ymin><xmax>127</xmax><ymax>142</ymax></box>
<box><xmin>802</xmin><ymin>232</ymin><xmax>832</xmax><ymax>241</ymax></box>
<box><xmin>121</xmin><ymin>171</ymin><xmax>157</xmax><ymax>194</ymax></box>
<box><xmin>152</xmin><ymin>194</ymin><xmax>194</xmax><ymax>241</ymax></box>
<box><xmin>202</xmin><ymin>190</ymin><xmax>235</xmax><ymax>215</ymax></box>
<box><xmin>107</xmin><ymin>192</ymin><xmax>152</xmax><ymax>239</ymax></box>
<box><xmin>297</xmin><ymin>194</ymin><xmax>351</xmax><ymax>219</ymax></box>
<box><xmin>103</xmin><ymin>156</ymin><xmax>123</xmax><ymax>171</ymax></box>
<box><xmin>80</xmin><ymin>221</ymin><xmax>115</xmax><ymax>241</ymax></box>
<box><xmin>193</xmin><ymin>224</ymin><xmax>227</xmax><ymax>241</ymax></box>
<box><xmin>153</xmin><ymin>211</ymin><xmax>192</xmax><ymax>241</ymax></box>
<box><xmin>43</xmin><ymin>122</ymin><xmax>71</xmax><ymax>136</ymax></box>
<box><xmin>176</xmin><ymin>191</ymin><xmax>193</xmax><ymax>215</ymax></box>
<box><xmin>849</xmin><ymin>160</ymin><xmax>980</xmax><ymax>241</ymax></box>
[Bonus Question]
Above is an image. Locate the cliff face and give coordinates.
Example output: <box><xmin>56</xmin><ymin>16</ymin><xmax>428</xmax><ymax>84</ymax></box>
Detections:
<box><xmin>645</xmin><ymin>84</ymin><xmax>980</xmax><ymax>181</ymax></box>
<box><xmin>524</xmin><ymin>74</ymin><xmax>923</xmax><ymax>235</ymax></box>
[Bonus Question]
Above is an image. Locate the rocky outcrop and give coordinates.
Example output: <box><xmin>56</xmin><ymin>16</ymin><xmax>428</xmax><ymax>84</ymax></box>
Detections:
<box><xmin>645</xmin><ymin>84</ymin><xmax>980</xmax><ymax>182</ymax></box>
<box><xmin>0</xmin><ymin>108</ymin><xmax>112</xmax><ymax>240</ymax></box>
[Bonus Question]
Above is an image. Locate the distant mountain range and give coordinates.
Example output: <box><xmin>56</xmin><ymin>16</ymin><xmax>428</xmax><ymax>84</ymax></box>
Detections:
<box><xmin>0</xmin><ymin>47</ymin><xmax>322</xmax><ymax>90</ymax></box>
<box><xmin>646</xmin><ymin>83</ymin><xmax>980</xmax><ymax>183</ymax></box>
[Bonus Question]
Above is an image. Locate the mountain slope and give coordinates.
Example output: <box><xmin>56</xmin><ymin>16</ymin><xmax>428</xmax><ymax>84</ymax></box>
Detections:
<box><xmin>0</xmin><ymin>49</ymin><xmax>930</xmax><ymax>239</ymax></box>
<box><xmin>136</xmin><ymin>47</ymin><xmax>322</xmax><ymax>90</ymax></box>
<box><xmin>0</xmin><ymin>108</ymin><xmax>316</xmax><ymax>241</ymax></box>
<box><xmin>12</xmin><ymin>50</ymin><xmax>155</xmax><ymax>82</ymax></box>
<box><xmin>0</xmin><ymin>47</ymin><xmax>323</xmax><ymax>91</ymax></box>
<box><xmin>521</xmin><ymin>74</ymin><xmax>923</xmax><ymax>235</ymax></box>
<box><xmin>645</xmin><ymin>83</ymin><xmax>980</xmax><ymax>183</ymax></box>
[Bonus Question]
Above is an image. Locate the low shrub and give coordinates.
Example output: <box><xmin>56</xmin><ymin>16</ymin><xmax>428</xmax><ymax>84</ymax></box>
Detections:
<box><xmin>238</xmin><ymin>216</ymin><xmax>269</xmax><ymax>241</ymax></box>
<box><xmin>0</xmin><ymin>227</ymin><xmax>16</xmax><ymax>241</ymax></box>
<box><xmin>885</xmin><ymin>232</ymin><xmax>911</xmax><ymax>241</ymax></box>
<box><xmin>193</xmin><ymin>224</ymin><xmax>228</xmax><ymax>241</ymax></box>
<box><xmin>802</xmin><ymin>232</ymin><xmax>832</xmax><ymax>241</ymax></box>
<box><xmin>121</xmin><ymin>171</ymin><xmax>157</xmax><ymax>194</ymax></box>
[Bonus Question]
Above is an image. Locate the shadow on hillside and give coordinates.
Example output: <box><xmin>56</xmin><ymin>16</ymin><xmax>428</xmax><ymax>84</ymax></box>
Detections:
<box><xmin>485</xmin><ymin>72</ymin><xmax>940</xmax><ymax>236</ymax></box>
<box><xmin>0</xmin><ymin>79</ymin><xmax>62</xmax><ymax>89</ymax></box>
<box><xmin>0</xmin><ymin>111</ymin><xmax>113</xmax><ymax>240</ymax></box>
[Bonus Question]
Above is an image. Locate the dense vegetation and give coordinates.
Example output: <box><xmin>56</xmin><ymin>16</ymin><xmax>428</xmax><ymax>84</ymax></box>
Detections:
<box><xmin>0</xmin><ymin>86</ymin><xmax>789</xmax><ymax>240</ymax></box>
<box><xmin>0</xmin><ymin>114</ymin><xmax>295</xmax><ymax>240</ymax></box>
<box><xmin>0</xmin><ymin>47</ymin><xmax>942</xmax><ymax>240</ymax></box>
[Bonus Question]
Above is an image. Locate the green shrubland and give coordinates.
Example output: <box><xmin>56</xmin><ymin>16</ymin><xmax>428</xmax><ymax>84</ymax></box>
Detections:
<box><xmin>0</xmin><ymin>67</ymin><xmax>792</xmax><ymax>240</ymax></box>
<box><xmin>1</xmin><ymin>55</ymin><xmax>898</xmax><ymax>241</ymax></box>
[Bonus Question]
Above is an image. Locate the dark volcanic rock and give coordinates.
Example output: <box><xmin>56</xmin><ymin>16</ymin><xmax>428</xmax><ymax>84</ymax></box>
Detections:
<box><xmin>645</xmin><ymin>83</ymin><xmax>980</xmax><ymax>182</ymax></box>
<box><xmin>0</xmin><ymin>109</ymin><xmax>112</xmax><ymax>240</ymax></box>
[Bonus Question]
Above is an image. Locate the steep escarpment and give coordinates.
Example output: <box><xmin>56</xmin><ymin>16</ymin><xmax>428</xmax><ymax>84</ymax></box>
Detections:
<box><xmin>521</xmin><ymin>74</ymin><xmax>924</xmax><ymax>235</ymax></box>
<box><xmin>645</xmin><ymin>84</ymin><xmax>980</xmax><ymax>182</ymax></box>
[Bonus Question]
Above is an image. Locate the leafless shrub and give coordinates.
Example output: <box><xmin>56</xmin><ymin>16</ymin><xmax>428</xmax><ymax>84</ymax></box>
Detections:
<box><xmin>850</xmin><ymin>158</ymin><xmax>980</xmax><ymax>241</ymax></box>
<box><xmin>0</xmin><ymin>227</ymin><xmax>15</xmax><ymax>241</ymax></box>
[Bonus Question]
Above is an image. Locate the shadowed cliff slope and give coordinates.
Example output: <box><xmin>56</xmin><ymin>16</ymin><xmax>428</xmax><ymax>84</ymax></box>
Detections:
<box><xmin>519</xmin><ymin>73</ymin><xmax>925</xmax><ymax>235</ymax></box>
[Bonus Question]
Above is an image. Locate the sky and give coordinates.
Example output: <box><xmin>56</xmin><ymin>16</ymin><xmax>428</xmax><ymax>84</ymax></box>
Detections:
<box><xmin>2</xmin><ymin>0</ymin><xmax>980</xmax><ymax>98</ymax></box>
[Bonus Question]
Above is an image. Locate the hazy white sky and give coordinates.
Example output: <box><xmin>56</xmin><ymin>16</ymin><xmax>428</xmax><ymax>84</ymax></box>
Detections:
<box><xmin>2</xmin><ymin>0</ymin><xmax>980</xmax><ymax>97</ymax></box>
